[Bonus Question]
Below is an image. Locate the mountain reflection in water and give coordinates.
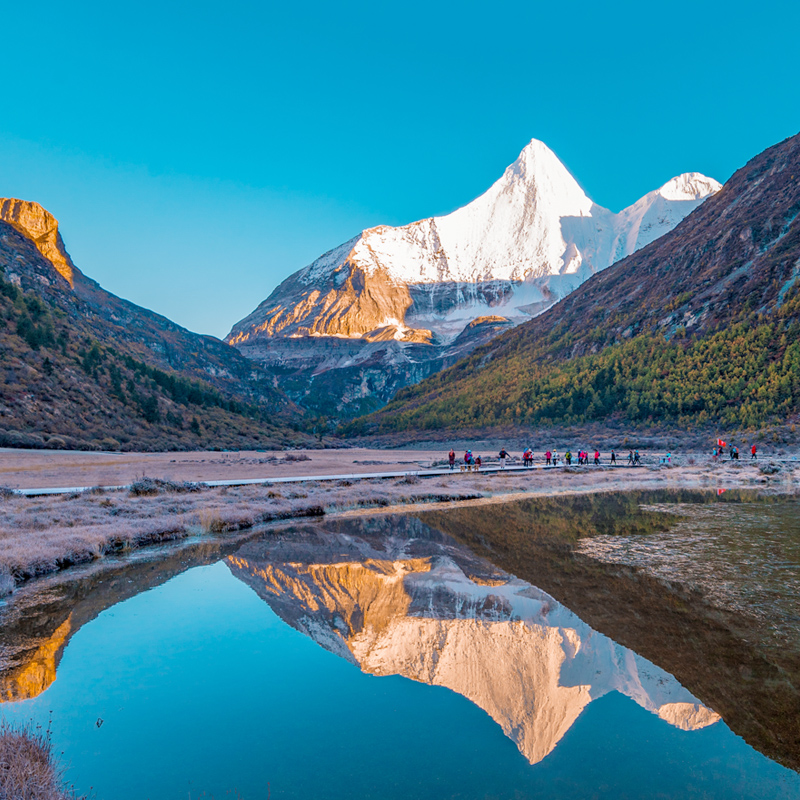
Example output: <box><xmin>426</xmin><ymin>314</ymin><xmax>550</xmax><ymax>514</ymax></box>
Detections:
<box><xmin>226</xmin><ymin>515</ymin><xmax>720</xmax><ymax>765</ymax></box>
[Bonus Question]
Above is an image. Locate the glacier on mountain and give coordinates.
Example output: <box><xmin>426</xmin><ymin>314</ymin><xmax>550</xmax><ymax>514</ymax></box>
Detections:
<box><xmin>229</xmin><ymin>140</ymin><xmax>720</xmax><ymax>346</ymax></box>
<box><xmin>225</xmin><ymin>139</ymin><xmax>720</xmax><ymax>414</ymax></box>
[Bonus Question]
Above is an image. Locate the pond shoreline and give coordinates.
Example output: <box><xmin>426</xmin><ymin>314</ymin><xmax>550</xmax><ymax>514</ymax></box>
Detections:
<box><xmin>1</xmin><ymin>459</ymin><xmax>796</xmax><ymax>595</ymax></box>
<box><xmin>1</xmin><ymin>480</ymin><xmax>799</xmax><ymax>774</ymax></box>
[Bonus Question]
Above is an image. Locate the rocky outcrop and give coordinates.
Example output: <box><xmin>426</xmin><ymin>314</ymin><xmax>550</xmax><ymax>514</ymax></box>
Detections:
<box><xmin>228</xmin><ymin>141</ymin><xmax>720</xmax><ymax>416</ymax></box>
<box><xmin>0</xmin><ymin>198</ymin><xmax>75</xmax><ymax>286</ymax></box>
<box><xmin>227</xmin><ymin>516</ymin><xmax>720</xmax><ymax>765</ymax></box>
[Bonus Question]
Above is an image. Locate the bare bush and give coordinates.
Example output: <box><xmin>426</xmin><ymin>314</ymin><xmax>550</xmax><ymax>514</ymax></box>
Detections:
<box><xmin>0</xmin><ymin>719</ymin><xmax>85</xmax><ymax>799</ymax></box>
<box><xmin>129</xmin><ymin>477</ymin><xmax>205</xmax><ymax>496</ymax></box>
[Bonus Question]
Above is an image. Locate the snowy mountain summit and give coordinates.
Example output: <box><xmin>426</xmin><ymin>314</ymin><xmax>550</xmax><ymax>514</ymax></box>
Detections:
<box><xmin>227</xmin><ymin>140</ymin><xmax>720</xmax><ymax>414</ymax></box>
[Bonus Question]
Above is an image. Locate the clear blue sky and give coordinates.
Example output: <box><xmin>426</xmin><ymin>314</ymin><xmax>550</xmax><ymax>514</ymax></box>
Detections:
<box><xmin>1</xmin><ymin>0</ymin><xmax>797</xmax><ymax>338</ymax></box>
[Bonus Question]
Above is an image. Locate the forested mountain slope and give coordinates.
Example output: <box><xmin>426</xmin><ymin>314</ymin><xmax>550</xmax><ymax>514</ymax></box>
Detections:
<box><xmin>0</xmin><ymin>201</ymin><xmax>308</xmax><ymax>450</ymax></box>
<box><xmin>350</xmin><ymin>131</ymin><xmax>800</xmax><ymax>435</ymax></box>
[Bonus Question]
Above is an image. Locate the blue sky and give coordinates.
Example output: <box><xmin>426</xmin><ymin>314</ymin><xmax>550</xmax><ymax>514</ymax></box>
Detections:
<box><xmin>1</xmin><ymin>0</ymin><xmax>797</xmax><ymax>337</ymax></box>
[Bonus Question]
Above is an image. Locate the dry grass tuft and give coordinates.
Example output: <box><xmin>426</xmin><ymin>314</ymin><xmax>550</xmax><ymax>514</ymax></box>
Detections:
<box><xmin>0</xmin><ymin>719</ymin><xmax>85</xmax><ymax>799</ymax></box>
<box><xmin>129</xmin><ymin>477</ymin><xmax>205</xmax><ymax>496</ymax></box>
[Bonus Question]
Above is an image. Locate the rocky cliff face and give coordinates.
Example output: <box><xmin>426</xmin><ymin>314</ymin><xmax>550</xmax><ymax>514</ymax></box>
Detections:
<box><xmin>227</xmin><ymin>516</ymin><xmax>720</xmax><ymax>765</ymax></box>
<box><xmin>228</xmin><ymin>141</ymin><xmax>719</xmax><ymax>415</ymax></box>
<box><xmin>0</xmin><ymin>199</ymin><xmax>75</xmax><ymax>286</ymax></box>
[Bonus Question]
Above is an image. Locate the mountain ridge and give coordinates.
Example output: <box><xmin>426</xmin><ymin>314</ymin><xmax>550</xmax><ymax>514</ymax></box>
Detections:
<box><xmin>0</xmin><ymin>200</ymin><xmax>308</xmax><ymax>450</ymax></box>
<box><xmin>227</xmin><ymin>140</ymin><xmax>719</xmax><ymax>416</ymax></box>
<box><xmin>351</xmin><ymin>130</ymin><xmax>800</xmax><ymax>435</ymax></box>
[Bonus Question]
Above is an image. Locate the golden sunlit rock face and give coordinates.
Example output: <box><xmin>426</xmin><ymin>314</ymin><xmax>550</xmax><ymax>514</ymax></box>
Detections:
<box><xmin>227</xmin><ymin>262</ymin><xmax>431</xmax><ymax>345</ymax></box>
<box><xmin>0</xmin><ymin>198</ymin><xmax>74</xmax><ymax>286</ymax></box>
<box><xmin>227</xmin><ymin>520</ymin><xmax>721</xmax><ymax>765</ymax></box>
<box><xmin>0</xmin><ymin>616</ymin><xmax>71</xmax><ymax>702</ymax></box>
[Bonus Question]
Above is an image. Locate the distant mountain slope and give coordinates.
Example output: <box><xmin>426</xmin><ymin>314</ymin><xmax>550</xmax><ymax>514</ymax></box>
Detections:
<box><xmin>227</xmin><ymin>141</ymin><xmax>719</xmax><ymax>417</ymax></box>
<box><xmin>351</xmin><ymin>131</ymin><xmax>800</xmax><ymax>435</ymax></box>
<box><xmin>0</xmin><ymin>200</ymin><xmax>308</xmax><ymax>450</ymax></box>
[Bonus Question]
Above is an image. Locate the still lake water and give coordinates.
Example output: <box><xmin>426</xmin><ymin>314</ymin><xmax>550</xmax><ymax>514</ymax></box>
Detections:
<box><xmin>1</xmin><ymin>501</ymin><xmax>799</xmax><ymax>799</ymax></box>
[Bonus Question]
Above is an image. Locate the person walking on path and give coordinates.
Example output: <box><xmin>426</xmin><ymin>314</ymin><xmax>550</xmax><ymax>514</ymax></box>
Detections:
<box><xmin>546</xmin><ymin>450</ymin><xmax>552</xmax><ymax>466</ymax></box>
<box><xmin>449</xmin><ymin>449</ymin><xmax>456</xmax><ymax>470</ymax></box>
<box><xmin>499</xmin><ymin>448</ymin><xmax>508</xmax><ymax>469</ymax></box>
<box><xmin>475</xmin><ymin>455</ymin><xmax>482</xmax><ymax>470</ymax></box>
<box><xmin>610</xmin><ymin>449</ymin><xmax>617</xmax><ymax>465</ymax></box>
<box><xmin>633</xmin><ymin>450</ymin><xmax>641</xmax><ymax>465</ymax></box>
<box><xmin>565</xmin><ymin>450</ymin><xmax>572</xmax><ymax>465</ymax></box>
<box><xmin>627</xmin><ymin>450</ymin><xmax>634</xmax><ymax>466</ymax></box>
<box><xmin>522</xmin><ymin>448</ymin><xmax>532</xmax><ymax>467</ymax></box>
<box><xmin>751</xmin><ymin>443</ymin><xmax>757</xmax><ymax>459</ymax></box>
<box><xmin>594</xmin><ymin>450</ymin><xmax>600</xmax><ymax>465</ymax></box>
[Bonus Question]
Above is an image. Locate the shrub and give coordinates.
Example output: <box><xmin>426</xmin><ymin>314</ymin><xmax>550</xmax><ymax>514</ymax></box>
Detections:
<box><xmin>283</xmin><ymin>453</ymin><xmax>312</xmax><ymax>462</ymax></box>
<box><xmin>759</xmin><ymin>463</ymin><xmax>781</xmax><ymax>475</ymax></box>
<box><xmin>0</xmin><ymin>718</ymin><xmax>85</xmax><ymax>799</ymax></box>
<box><xmin>129</xmin><ymin>477</ymin><xmax>204</xmax><ymax>496</ymax></box>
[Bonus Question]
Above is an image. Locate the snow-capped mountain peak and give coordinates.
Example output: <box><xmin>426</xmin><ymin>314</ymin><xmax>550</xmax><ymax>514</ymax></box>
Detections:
<box><xmin>657</xmin><ymin>172</ymin><xmax>723</xmax><ymax>202</ymax></box>
<box><xmin>226</xmin><ymin>139</ymin><xmax>721</xmax><ymax>414</ymax></box>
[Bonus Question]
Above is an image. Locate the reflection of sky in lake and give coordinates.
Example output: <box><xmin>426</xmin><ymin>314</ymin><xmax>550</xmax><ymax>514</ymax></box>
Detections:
<box><xmin>578</xmin><ymin>501</ymin><xmax>800</xmax><ymax>646</ymax></box>
<box><xmin>1</xmin><ymin>554</ymin><xmax>798</xmax><ymax>798</ymax></box>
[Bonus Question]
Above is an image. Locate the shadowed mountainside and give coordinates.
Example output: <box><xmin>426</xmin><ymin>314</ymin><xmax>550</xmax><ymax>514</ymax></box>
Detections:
<box><xmin>0</xmin><ymin>200</ymin><xmax>310</xmax><ymax>450</ymax></box>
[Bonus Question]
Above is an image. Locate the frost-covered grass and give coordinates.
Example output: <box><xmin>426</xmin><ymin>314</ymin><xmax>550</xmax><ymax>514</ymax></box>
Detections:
<box><xmin>0</xmin><ymin>719</ymin><xmax>84</xmax><ymax>800</ymax></box>
<box><xmin>0</xmin><ymin>476</ymin><xmax>489</xmax><ymax>591</ymax></box>
<box><xmin>2</xmin><ymin>460</ymin><xmax>783</xmax><ymax>594</ymax></box>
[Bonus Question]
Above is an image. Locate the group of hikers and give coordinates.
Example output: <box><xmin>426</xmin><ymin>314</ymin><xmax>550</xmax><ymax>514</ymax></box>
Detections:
<box><xmin>447</xmin><ymin>447</ymin><xmax>642</xmax><ymax>471</ymax></box>
<box><xmin>713</xmin><ymin>440</ymin><xmax>757</xmax><ymax>460</ymax></box>
<box><xmin>446</xmin><ymin>439</ymin><xmax>759</xmax><ymax>472</ymax></box>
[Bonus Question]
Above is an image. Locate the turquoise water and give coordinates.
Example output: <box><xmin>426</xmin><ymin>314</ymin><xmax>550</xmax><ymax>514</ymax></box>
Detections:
<box><xmin>2</xmin><ymin>553</ymin><xmax>798</xmax><ymax>800</ymax></box>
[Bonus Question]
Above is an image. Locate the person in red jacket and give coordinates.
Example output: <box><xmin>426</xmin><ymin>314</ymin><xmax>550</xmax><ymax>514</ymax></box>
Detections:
<box><xmin>449</xmin><ymin>449</ymin><xmax>456</xmax><ymax>470</ymax></box>
<box><xmin>594</xmin><ymin>450</ymin><xmax>600</xmax><ymax>465</ymax></box>
<box><xmin>751</xmin><ymin>443</ymin><xmax>758</xmax><ymax>459</ymax></box>
<box><xmin>545</xmin><ymin>450</ymin><xmax>552</xmax><ymax>466</ymax></box>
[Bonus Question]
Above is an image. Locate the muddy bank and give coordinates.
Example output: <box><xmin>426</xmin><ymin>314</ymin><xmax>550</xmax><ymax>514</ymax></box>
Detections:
<box><xmin>416</xmin><ymin>491</ymin><xmax>800</xmax><ymax>772</ymax></box>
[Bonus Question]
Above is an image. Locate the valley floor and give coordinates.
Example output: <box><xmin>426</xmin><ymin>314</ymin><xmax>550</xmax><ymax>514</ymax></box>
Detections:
<box><xmin>0</xmin><ymin>453</ymin><xmax>796</xmax><ymax>594</ymax></box>
<box><xmin>0</xmin><ymin>447</ymin><xmax>446</xmax><ymax>490</ymax></box>
<box><xmin>1</xmin><ymin>443</ymin><xmax>797</xmax><ymax>490</ymax></box>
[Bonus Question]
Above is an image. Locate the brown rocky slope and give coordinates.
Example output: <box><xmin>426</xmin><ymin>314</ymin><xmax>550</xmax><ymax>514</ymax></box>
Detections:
<box><xmin>0</xmin><ymin>200</ymin><xmax>309</xmax><ymax>450</ymax></box>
